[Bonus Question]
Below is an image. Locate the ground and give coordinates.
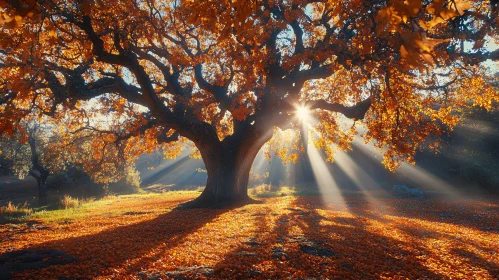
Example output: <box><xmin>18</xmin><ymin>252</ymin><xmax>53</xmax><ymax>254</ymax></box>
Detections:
<box><xmin>1</xmin><ymin>186</ymin><xmax>498</xmax><ymax>279</ymax></box>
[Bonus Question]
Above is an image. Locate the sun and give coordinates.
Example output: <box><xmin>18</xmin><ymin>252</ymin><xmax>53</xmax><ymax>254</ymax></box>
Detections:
<box><xmin>296</xmin><ymin>106</ymin><xmax>311</xmax><ymax>122</ymax></box>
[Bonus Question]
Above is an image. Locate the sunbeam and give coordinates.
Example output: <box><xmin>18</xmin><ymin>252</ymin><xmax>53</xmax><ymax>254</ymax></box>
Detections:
<box><xmin>283</xmin><ymin>161</ymin><xmax>296</xmax><ymax>187</ymax></box>
<box><xmin>307</xmin><ymin>142</ymin><xmax>348</xmax><ymax>210</ymax></box>
<box><xmin>138</xmin><ymin>150</ymin><xmax>206</xmax><ymax>190</ymax></box>
<box><xmin>137</xmin><ymin>151</ymin><xmax>190</xmax><ymax>180</ymax></box>
<box><xmin>334</xmin><ymin>151</ymin><xmax>380</xmax><ymax>190</ymax></box>
<box><xmin>251</xmin><ymin>149</ymin><xmax>269</xmax><ymax>175</ymax></box>
<box><xmin>397</xmin><ymin>163</ymin><xmax>462</xmax><ymax>198</ymax></box>
<box><xmin>351</xmin><ymin>135</ymin><xmax>463</xmax><ymax>198</ymax></box>
<box><xmin>334</xmin><ymin>150</ymin><xmax>394</xmax><ymax>213</ymax></box>
<box><xmin>303</xmin><ymin>123</ymin><xmax>348</xmax><ymax>210</ymax></box>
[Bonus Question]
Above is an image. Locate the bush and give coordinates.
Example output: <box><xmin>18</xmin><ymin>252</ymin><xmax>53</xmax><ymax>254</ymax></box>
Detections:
<box><xmin>0</xmin><ymin>201</ymin><xmax>32</xmax><ymax>214</ymax></box>
<box><xmin>125</xmin><ymin>165</ymin><xmax>141</xmax><ymax>192</ymax></box>
<box><xmin>249</xmin><ymin>184</ymin><xmax>287</xmax><ymax>198</ymax></box>
<box><xmin>0</xmin><ymin>201</ymin><xmax>33</xmax><ymax>223</ymax></box>
<box><xmin>60</xmin><ymin>195</ymin><xmax>80</xmax><ymax>209</ymax></box>
<box><xmin>1</xmin><ymin>201</ymin><xmax>17</xmax><ymax>213</ymax></box>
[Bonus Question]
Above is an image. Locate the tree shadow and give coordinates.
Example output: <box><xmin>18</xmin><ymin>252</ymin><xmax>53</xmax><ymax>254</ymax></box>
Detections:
<box><xmin>291</xmin><ymin>196</ymin><xmax>499</xmax><ymax>279</ymax></box>
<box><xmin>211</xmin><ymin>205</ymin><xmax>279</xmax><ymax>279</ymax></box>
<box><xmin>5</xmin><ymin>195</ymin><xmax>498</xmax><ymax>279</ymax></box>
<box><xmin>4</xmin><ymin>207</ymin><xmax>228</xmax><ymax>279</ymax></box>
<box><xmin>208</xmin><ymin>197</ymin><xmax>449</xmax><ymax>279</ymax></box>
<box><xmin>393</xmin><ymin>221</ymin><xmax>499</xmax><ymax>258</ymax></box>
<box><xmin>450</xmin><ymin>247</ymin><xmax>499</xmax><ymax>277</ymax></box>
<box><xmin>288</xmin><ymin>199</ymin><xmax>448</xmax><ymax>279</ymax></box>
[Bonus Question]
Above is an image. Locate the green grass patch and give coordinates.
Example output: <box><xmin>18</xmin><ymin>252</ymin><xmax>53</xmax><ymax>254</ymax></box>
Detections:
<box><xmin>28</xmin><ymin>191</ymin><xmax>200</xmax><ymax>223</ymax></box>
<box><xmin>0</xmin><ymin>191</ymin><xmax>199</xmax><ymax>224</ymax></box>
<box><xmin>29</xmin><ymin>198</ymin><xmax>112</xmax><ymax>223</ymax></box>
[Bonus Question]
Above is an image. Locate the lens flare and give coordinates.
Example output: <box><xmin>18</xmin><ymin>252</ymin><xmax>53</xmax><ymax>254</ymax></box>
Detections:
<box><xmin>296</xmin><ymin>106</ymin><xmax>311</xmax><ymax>122</ymax></box>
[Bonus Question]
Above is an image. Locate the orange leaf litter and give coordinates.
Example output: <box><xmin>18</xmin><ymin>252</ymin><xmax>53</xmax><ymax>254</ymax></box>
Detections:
<box><xmin>1</xmin><ymin>194</ymin><xmax>498</xmax><ymax>279</ymax></box>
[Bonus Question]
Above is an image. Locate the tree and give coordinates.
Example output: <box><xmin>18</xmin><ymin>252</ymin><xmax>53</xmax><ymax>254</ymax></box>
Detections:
<box><xmin>0</xmin><ymin>0</ymin><xmax>498</xmax><ymax>207</ymax></box>
<box><xmin>0</xmin><ymin>123</ymin><xmax>60</xmax><ymax>206</ymax></box>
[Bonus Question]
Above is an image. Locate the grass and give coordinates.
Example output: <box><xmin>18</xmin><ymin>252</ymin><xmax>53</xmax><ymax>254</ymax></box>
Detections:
<box><xmin>60</xmin><ymin>195</ymin><xmax>81</xmax><ymax>209</ymax></box>
<box><xmin>0</xmin><ymin>201</ymin><xmax>33</xmax><ymax>223</ymax></box>
<box><xmin>1</xmin><ymin>184</ymin><xmax>299</xmax><ymax>224</ymax></box>
<box><xmin>0</xmin><ymin>183</ymin><xmax>484</xmax><ymax>224</ymax></box>
<box><xmin>0</xmin><ymin>186</ymin><xmax>302</xmax><ymax>224</ymax></box>
<box><xmin>0</xmin><ymin>190</ymin><xmax>202</xmax><ymax>224</ymax></box>
<box><xmin>2</xmin><ymin>184</ymin><xmax>304</xmax><ymax>224</ymax></box>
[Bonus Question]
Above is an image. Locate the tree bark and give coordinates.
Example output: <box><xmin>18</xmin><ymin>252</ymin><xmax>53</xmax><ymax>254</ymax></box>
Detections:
<box><xmin>182</xmin><ymin>131</ymin><xmax>270</xmax><ymax>208</ymax></box>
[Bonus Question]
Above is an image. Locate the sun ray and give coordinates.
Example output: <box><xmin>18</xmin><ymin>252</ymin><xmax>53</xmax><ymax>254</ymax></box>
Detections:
<box><xmin>303</xmin><ymin>124</ymin><xmax>348</xmax><ymax>211</ymax></box>
<box><xmin>352</xmin><ymin>135</ymin><xmax>463</xmax><ymax>198</ymax></box>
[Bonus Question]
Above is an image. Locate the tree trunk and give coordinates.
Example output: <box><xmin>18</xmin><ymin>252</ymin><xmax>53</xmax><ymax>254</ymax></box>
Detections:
<box><xmin>38</xmin><ymin>176</ymin><xmax>48</xmax><ymax>207</ymax></box>
<box><xmin>182</xmin><ymin>134</ymin><xmax>267</xmax><ymax>208</ymax></box>
<box><xmin>29</xmin><ymin>171</ymin><xmax>49</xmax><ymax>207</ymax></box>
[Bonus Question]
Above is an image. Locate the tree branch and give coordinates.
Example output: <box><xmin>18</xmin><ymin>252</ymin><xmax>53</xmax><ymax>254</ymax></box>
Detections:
<box><xmin>194</xmin><ymin>64</ymin><xmax>232</xmax><ymax>110</ymax></box>
<box><xmin>308</xmin><ymin>97</ymin><xmax>372</xmax><ymax>120</ymax></box>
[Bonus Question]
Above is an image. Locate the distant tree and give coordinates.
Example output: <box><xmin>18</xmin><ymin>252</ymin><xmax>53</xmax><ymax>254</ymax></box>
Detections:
<box><xmin>0</xmin><ymin>123</ymin><xmax>52</xmax><ymax>205</ymax></box>
<box><xmin>0</xmin><ymin>134</ymin><xmax>30</xmax><ymax>179</ymax></box>
<box><xmin>0</xmin><ymin>0</ymin><xmax>498</xmax><ymax>207</ymax></box>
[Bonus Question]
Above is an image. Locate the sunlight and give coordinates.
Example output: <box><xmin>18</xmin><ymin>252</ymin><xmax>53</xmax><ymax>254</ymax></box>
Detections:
<box><xmin>351</xmin><ymin>136</ymin><xmax>463</xmax><ymax>198</ymax></box>
<box><xmin>334</xmin><ymin>150</ymin><xmax>393</xmax><ymax>214</ymax></box>
<box><xmin>296</xmin><ymin>105</ymin><xmax>311</xmax><ymax>122</ymax></box>
<box><xmin>304</xmin><ymin>124</ymin><xmax>347</xmax><ymax>210</ymax></box>
<box><xmin>138</xmin><ymin>150</ymin><xmax>205</xmax><ymax>189</ymax></box>
<box><xmin>334</xmin><ymin>151</ymin><xmax>380</xmax><ymax>190</ymax></box>
<box><xmin>283</xmin><ymin>162</ymin><xmax>296</xmax><ymax>187</ymax></box>
<box><xmin>397</xmin><ymin>163</ymin><xmax>462</xmax><ymax>198</ymax></box>
<box><xmin>251</xmin><ymin>149</ymin><xmax>268</xmax><ymax>174</ymax></box>
<box><xmin>307</xmin><ymin>142</ymin><xmax>348</xmax><ymax>211</ymax></box>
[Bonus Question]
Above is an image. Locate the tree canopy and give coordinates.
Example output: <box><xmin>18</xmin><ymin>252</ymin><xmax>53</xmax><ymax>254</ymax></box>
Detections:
<box><xmin>0</xmin><ymin>0</ymin><xmax>498</xmax><ymax>204</ymax></box>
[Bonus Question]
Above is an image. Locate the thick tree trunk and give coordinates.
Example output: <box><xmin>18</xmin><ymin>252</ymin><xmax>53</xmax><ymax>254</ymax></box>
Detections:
<box><xmin>182</xmin><ymin>133</ymin><xmax>268</xmax><ymax>208</ymax></box>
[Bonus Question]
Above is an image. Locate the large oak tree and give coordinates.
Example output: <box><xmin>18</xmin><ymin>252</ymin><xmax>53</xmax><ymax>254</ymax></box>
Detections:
<box><xmin>0</xmin><ymin>0</ymin><xmax>498</xmax><ymax>207</ymax></box>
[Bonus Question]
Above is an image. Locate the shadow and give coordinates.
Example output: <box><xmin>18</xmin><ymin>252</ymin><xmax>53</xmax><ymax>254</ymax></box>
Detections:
<box><xmin>288</xmin><ymin>198</ymin><xmax>448</xmax><ymax>279</ymax></box>
<box><xmin>211</xmin><ymin>205</ymin><xmax>281</xmax><ymax>279</ymax></box>
<box><xmin>450</xmin><ymin>248</ymin><xmax>499</xmax><ymax>277</ymax></box>
<box><xmin>394</xmin><ymin>222</ymin><xmax>499</xmax><ymax>258</ymax></box>
<box><xmin>4</xmin><ymin>207</ymin><xmax>228</xmax><ymax>279</ymax></box>
<box><xmin>4</xmin><ymin>195</ymin><xmax>498</xmax><ymax>278</ymax></box>
<box><xmin>208</xmin><ymin>196</ymin><xmax>447</xmax><ymax>279</ymax></box>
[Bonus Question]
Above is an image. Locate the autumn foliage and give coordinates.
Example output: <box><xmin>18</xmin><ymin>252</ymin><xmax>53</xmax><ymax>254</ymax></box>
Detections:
<box><xmin>0</xmin><ymin>0</ymin><xmax>498</xmax><ymax>204</ymax></box>
<box><xmin>1</xmin><ymin>193</ymin><xmax>498</xmax><ymax>279</ymax></box>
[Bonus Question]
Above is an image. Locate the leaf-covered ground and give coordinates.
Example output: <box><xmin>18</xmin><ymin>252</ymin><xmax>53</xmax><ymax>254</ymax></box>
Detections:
<box><xmin>1</xmin><ymin>192</ymin><xmax>498</xmax><ymax>279</ymax></box>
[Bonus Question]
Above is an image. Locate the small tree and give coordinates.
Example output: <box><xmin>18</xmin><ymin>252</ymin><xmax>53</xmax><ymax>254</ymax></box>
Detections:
<box><xmin>0</xmin><ymin>124</ymin><xmax>49</xmax><ymax>205</ymax></box>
